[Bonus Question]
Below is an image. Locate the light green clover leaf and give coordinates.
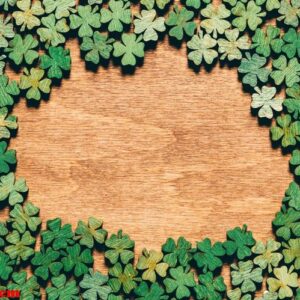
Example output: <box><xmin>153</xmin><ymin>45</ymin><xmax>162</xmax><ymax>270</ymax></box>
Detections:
<box><xmin>282</xmin><ymin>238</ymin><xmax>300</xmax><ymax>270</ymax></box>
<box><xmin>0</xmin><ymin>55</ymin><xmax>5</xmax><ymax>75</ymax></box>
<box><xmin>0</xmin><ymin>0</ymin><xmax>17</xmax><ymax>11</ymax></box>
<box><xmin>256</xmin><ymin>0</ymin><xmax>280</xmax><ymax>11</ymax></box>
<box><xmin>282</xmin><ymin>181</ymin><xmax>300</xmax><ymax>211</ymax></box>
<box><xmin>284</xmin><ymin>84</ymin><xmax>300</xmax><ymax>120</ymax></box>
<box><xmin>0</xmin><ymin>16</ymin><xmax>14</xmax><ymax>49</ymax></box>
<box><xmin>278</xmin><ymin>0</ymin><xmax>300</xmax><ymax>27</ymax></box>
<box><xmin>43</xmin><ymin>0</ymin><xmax>76</xmax><ymax>19</ymax></box>
<box><xmin>227</xmin><ymin>288</ymin><xmax>251</xmax><ymax>300</ymax></box>
<box><xmin>186</xmin><ymin>0</ymin><xmax>211</xmax><ymax>10</ymax></box>
<box><xmin>0</xmin><ymin>107</ymin><xmax>17</xmax><ymax>140</ymax></box>
<box><xmin>141</xmin><ymin>0</ymin><xmax>170</xmax><ymax>10</ymax></box>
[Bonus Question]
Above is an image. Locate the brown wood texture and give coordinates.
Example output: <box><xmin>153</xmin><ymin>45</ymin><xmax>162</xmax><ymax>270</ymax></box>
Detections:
<box><xmin>1</xmin><ymin>38</ymin><xmax>293</xmax><ymax>271</ymax></box>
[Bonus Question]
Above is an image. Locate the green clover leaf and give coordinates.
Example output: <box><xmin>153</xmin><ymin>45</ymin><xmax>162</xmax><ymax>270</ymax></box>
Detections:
<box><xmin>0</xmin><ymin>16</ymin><xmax>14</xmax><ymax>49</ymax></box>
<box><xmin>278</xmin><ymin>0</ymin><xmax>300</xmax><ymax>27</ymax></box>
<box><xmin>255</xmin><ymin>291</ymin><xmax>279</xmax><ymax>300</ymax></box>
<box><xmin>0</xmin><ymin>55</ymin><xmax>5</xmax><ymax>75</ymax></box>
<box><xmin>141</xmin><ymin>0</ymin><xmax>170</xmax><ymax>10</ymax></box>
<box><xmin>186</xmin><ymin>0</ymin><xmax>210</xmax><ymax>10</ymax></box>
<box><xmin>0</xmin><ymin>141</ymin><xmax>16</xmax><ymax>175</ymax></box>
<box><xmin>43</xmin><ymin>0</ymin><xmax>76</xmax><ymax>20</ymax></box>
<box><xmin>0</xmin><ymin>0</ymin><xmax>17</xmax><ymax>11</ymax></box>
<box><xmin>284</xmin><ymin>84</ymin><xmax>300</xmax><ymax>119</ymax></box>
<box><xmin>282</xmin><ymin>28</ymin><xmax>300</xmax><ymax>59</ymax></box>
<box><xmin>227</xmin><ymin>288</ymin><xmax>251</xmax><ymax>300</ymax></box>
<box><xmin>0</xmin><ymin>222</ymin><xmax>8</xmax><ymax>248</ymax></box>
<box><xmin>282</xmin><ymin>181</ymin><xmax>300</xmax><ymax>211</ymax></box>
<box><xmin>0</xmin><ymin>107</ymin><xmax>17</xmax><ymax>140</ymax></box>
<box><xmin>134</xmin><ymin>282</ymin><xmax>167</xmax><ymax>300</ymax></box>
<box><xmin>256</xmin><ymin>0</ymin><xmax>280</xmax><ymax>11</ymax></box>
<box><xmin>0</xmin><ymin>251</ymin><xmax>14</xmax><ymax>281</ymax></box>
<box><xmin>282</xmin><ymin>238</ymin><xmax>300</xmax><ymax>270</ymax></box>
<box><xmin>0</xmin><ymin>75</ymin><xmax>19</xmax><ymax>108</ymax></box>
<box><xmin>290</xmin><ymin>149</ymin><xmax>300</xmax><ymax>176</ymax></box>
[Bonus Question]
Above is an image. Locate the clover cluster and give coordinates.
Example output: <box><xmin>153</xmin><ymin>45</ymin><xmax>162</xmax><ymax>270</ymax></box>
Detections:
<box><xmin>0</xmin><ymin>0</ymin><xmax>299</xmax><ymax>299</ymax></box>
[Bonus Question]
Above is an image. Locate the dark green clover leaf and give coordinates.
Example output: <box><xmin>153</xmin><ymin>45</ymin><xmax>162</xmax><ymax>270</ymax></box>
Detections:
<box><xmin>0</xmin><ymin>141</ymin><xmax>16</xmax><ymax>175</ymax></box>
<box><xmin>31</xmin><ymin>246</ymin><xmax>63</xmax><ymax>281</ymax></box>
<box><xmin>80</xmin><ymin>268</ymin><xmax>112</xmax><ymax>300</ymax></box>
<box><xmin>5</xmin><ymin>34</ymin><xmax>39</xmax><ymax>66</ymax></box>
<box><xmin>8</xmin><ymin>202</ymin><xmax>41</xmax><ymax>233</ymax></box>
<box><xmin>0</xmin><ymin>251</ymin><xmax>14</xmax><ymax>281</ymax></box>
<box><xmin>113</xmin><ymin>33</ymin><xmax>144</xmax><ymax>66</ymax></box>
<box><xmin>231</xmin><ymin>260</ymin><xmax>263</xmax><ymax>293</ymax></box>
<box><xmin>162</xmin><ymin>236</ymin><xmax>192</xmax><ymax>268</ymax></box>
<box><xmin>256</xmin><ymin>0</ymin><xmax>280</xmax><ymax>11</ymax></box>
<box><xmin>271</xmin><ymin>55</ymin><xmax>300</xmax><ymax>88</ymax></box>
<box><xmin>19</xmin><ymin>68</ymin><xmax>52</xmax><ymax>101</ymax></box>
<box><xmin>70</xmin><ymin>5</ymin><xmax>101</xmax><ymax>38</ymax></box>
<box><xmin>5</xmin><ymin>230</ymin><xmax>35</xmax><ymax>264</ymax></box>
<box><xmin>0</xmin><ymin>107</ymin><xmax>17</xmax><ymax>140</ymax></box>
<box><xmin>166</xmin><ymin>5</ymin><xmax>196</xmax><ymax>41</ymax></box>
<box><xmin>108</xmin><ymin>263</ymin><xmax>138</xmax><ymax>294</ymax></box>
<box><xmin>0</xmin><ymin>75</ymin><xmax>19</xmax><ymax>108</ymax></box>
<box><xmin>223</xmin><ymin>225</ymin><xmax>255</xmax><ymax>260</ymax></box>
<box><xmin>290</xmin><ymin>149</ymin><xmax>300</xmax><ymax>176</ymax></box>
<box><xmin>278</xmin><ymin>0</ymin><xmax>300</xmax><ymax>27</ymax></box>
<box><xmin>0</xmin><ymin>222</ymin><xmax>8</xmax><ymax>248</ymax></box>
<box><xmin>163</xmin><ymin>266</ymin><xmax>196</xmax><ymax>299</ymax></box>
<box><xmin>40</xmin><ymin>46</ymin><xmax>71</xmax><ymax>79</ymax></box>
<box><xmin>273</xmin><ymin>207</ymin><xmax>300</xmax><ymax>240</ymax></box>
<box><xmin>194</xmin><ymin>272</ymin><xmax>226</xmax><ymax>300</ymax></box>
<box><xmin>46</xmin><ymin>274</ymin><xmax>79</xmax><ymax>300</ymax></box>
<box><xmin>100</xmin><ymin>0</ymin><xmax>131</xmax><ymax>33</ymax></box>
<box><xmin>284</xmin><ymin>84</ymin><xmax>300</xmax><ymax>120</ymax></box>
<box><xmin>75</xmin><ymin>217</ymin><xmax>107</xmax><ymax>248</ymax></box>
<box><xmin>134</xmin><ymin>282</ymin><xmax>167</xmax><ymax>300</ymax></box>
<box><xmin>41</xmin><ymin>218</ymin><xmax>75</xmax><ymax>250</ymax></box>
<box><xmin>105</xmin><ymin>230</ymin><xmax>134</xmax><ymax>264</ymax></box>
<box><xmin>282</xmin><ymin>28</ymin><xmax>300</xmax><ymax>59</ymax></box>
<box><xmin>270</xmin><ymin>114</ymin><xmax>300</xmax><ymax>148</ymax></box>
<box><xmin>43</xmin><ymin>0</ymin><xmax>76</xmax><ymax>19</ymax></box>
<box><xmin>282</xmin><ymin>238</ymin><xmax>300</xmax><ymax>270</ymax></box>
<box><xmin>0</xmin><ymin>173</ymin><xmax>28</xmax><ymax>206</ymax></box>
<box><xmin>61</xmin><ymin>243</ymin><xmax>93</xmax><ymax>278</ymax></box>
<box><xmin>186</xmin><ymin>0</ymin><xmax>210</xmax><ymax>10</ymax></box>
<box><xmin>193</xmin><ymin>238</ymin><xmax>225</xmax><ymax>273</ymax></box>
<box><xmin>187</xmin><ymin>30</ymin><xmax>218</xmax><ymax>65</ymax></box>
<box><xmin>140</xmin><ymin>0</ymin><xmax>171</xmax><ymax>10</ymax></box>
<box><xmin>0</xmin><ymin>16</ymin><xmax>14</xmax><ymax>49</ymax></box>
<box><xmin>81</xmin><ymin>32</ymin><xmax>114</xmax><ymax>65</ymax></box>
<box><xmin>0</xmin><ymin>0</ymin><xmax>17</xmax><ymax>11</ymax></box>
<box><xmin>283</xmin><ymin>181</ymin><xmax>300</xmax><ymax>211</ymax></box>
<box><xmin>238</xmin><ymin>53</ymin><xmax>270</xmax><ymax>87</ymax></box>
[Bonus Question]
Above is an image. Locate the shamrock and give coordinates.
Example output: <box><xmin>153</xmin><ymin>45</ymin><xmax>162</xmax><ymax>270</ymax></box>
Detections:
<box><xmin>270</xmin><ymin>114</ymin><xmax>300</xmax><ymax>147</ymax></box>
<box><xmin>70</xmin><ymin>5</ymin><xmax>101</xmax><ymax>38</ymax></box>
<box><xmin>267</xmin><ymin>266</ymin><xmax>298</xmax><ymax>299</ymax></box>
<box><xmin>227</xmin><ymin>288</ymin><xmax>251</xmax><ymax>300</ymax></box>
<box><xmin>200</xmin><ymin>4</ymin><xmax>231</xmax><ymax>39</ymax></box>
<box><xmin>61</xmin><ymin>243</ymin><xmax>93</xmax><ymax>278</ymax></box>
<box><xmin>162</xmin><ymin>236</ymin><xmax>192</xmax><ymax>268</ymax></box>
<box><xmin>8</xmin><ymin>202</ymin><xmax>41</xmax><ymax>233</ymax></box>
<box><xmin>108</xmin><ymin>263</ymin><xmax>138</xmax><ymax>294</ymax></box>
<box><xmin>75</xmin><ymin>217</ymin><xmax>107</xmax><ymax>248</ymax></box>
<box><xmin>252</xmin><ymin>240</ymin><xmax>283</xmax><ymax>272</ymax></box>
<box><xmin>284</xmin><ymin>84</ymin><xmax>300</xmax><ymax>120</ymax></box>
<box><xmin>232</xmin><ymin>1</ymin><xmax>266</xmax><ymax>31</ymax></box>
<box><xmin>231</xmin><ymin>260</ymin><xmax>263</xmax><ymax>293</ymax></box>
<box><xmin>0</xmin><ymin>173</ymin><xmax>28</xmax><ymax>206</ymax></box>
<box><xmin>80</xmin><ymin>268</ymin><xmax>112</xmax><ymax>300</ymax></box>
<box><xmin>0</xmin><ymin>107</ymin><xmax>17</xmax><ymax>140</ymax></box>
<box><xmin>278</xmin><ymin>0</ymin><xmax>300</xmax><ymax>27</ymax></box>
<box><xmin>282</xmin><ymin>28</ymin><xmax>300</xmax><ymax>59</ymax></box>
<box><xmin>251</xmin><ymin>26</ymin><xmax>283</xmax><ymax>58</ymax></box>
<box><xmin>194</xmin><ymin>272</ymin><xmax>226</xmax><ymax>300</ymax></box>
<box><xmin>5</xmin><ymin>230</ymin><xmax>35</xmax><ymax>264</ymax></box>
<box><xmin>134</xmin><ymin>10</ymin><xmax>165</xmax><ymax>42</ymax></box>
<box><xmin>134</xmin><ymin>282</ymin><xmax>167</xmax><ymax>300</ymax></box>
<box><xmin>251</xmin><ymin>86</ymin><xmax>283</xmax><ymax>119</ymax></box>
<box><xmin>41</xmin><ymin>218</ymin><xmax>75</xmax><ymax>250</ymax></box>
<box><xmin>218</xmin><ymin>29</ymin><xmax>250</xmax><ymax>61</ymax></box>
<box><xmin>0</xmin><ymin>251</ymin><xmax>13</xmax><ymax>281</ymax></box>
<box><xmin>256</xmin><ymin>0</ymin><xmax>280</xmax><ymax>11</ymax></box>
<box><xmin>100</xmin><ymin>0</ymin><xmax>131</xmax><ymax>33</ymax></box>
<box><xmin>113</xmin><ymin>33</ymin><xmax>144</xmax><ymax>66</ymax></box>
<box><xmin>0</xmin><ymin>55</ymin><xmax>5</xmax><ymax>75</ymax></box>
<box><xmin>140</xmin><ymin>0</ymin><xmax>171</xmax><ymax>10</ymax></box>
<box><xmin>282</xmin><ymin>181</ymin><xmax>300</xmax><ymax>211</ymax></box>
<box><xmin>43</xmin><ymin>0</ymin><xmax>76</xmax><ymax>20</ymax></box>
<box><xmin>19</xmin><ymin>68</ymin><xmax>52</xmax><ymax>101</ymax></box>
<box><xmin>223</xmin><ymin>225</ymin><xmax>255</xmax><ymax>260</ymax></box>
<box><xmin>271</xmin><ymin>56</ymin><xmax>300</xmax><ymax>88</ymax></box>
<box><xmin>290</xmin><ymin>150</ymin><xmax>300</xmax><ymax>176</ymax></box>
<box><xmin>187</xmin><ymin>30</ymin><xmax>217</xmax><ymax>66</ymax></box>
<box><xmin>0</xmin><ymin>16</ymin><xmax>14</xmax><ymax>49</ymax></box>
<box><xmin>282</xmin><ymin>238</ymin><xmax>300</xmax><ymax>269</ymax></box>
<box><xmin>46</xmin><ymin>274</ymin><xmax>79</xmax><ymax>300</ymax></box>
<box><xmin>12</xmin><ymin>0</ymin><xmax>44</xmax><ymax>31</ymax></box>
<box><xmin>40</xmin><ymin>46</ymin><xmax>71</xmax><ymax>79</ymax></box>
<box><xmin>137</xmin><ymin>249</ymin><xmax>168</xmax><ymax>282</ymax></box>
<box><xmin>31</xmin><ymin>246</ymin><xmax>63</xmax><ymax>280</ymax></box>
<box><xmin>163</xmin><ymin>266</ymin><xmax>196</xmax><ymax>299</ymax></box>
<box><xmin>37</xmin><ymin>14</ymin><xmax>69</xmax><ymax>48</ymax></box>
<box><xmin>255</xmin><ymin>291</ymin><xmax>279</xmax><ymax>300</ymax></box>
<box><xmin>105</xmin><ymin>230</ymin><xmax>134</xmax><ymax>264</ymax></box>
<box><xmin>273</xmin><ymin>207</ymin><xmax>300</xmax><ymax>240</ymax></box>
<box><xmin>186</xmin><ymin>0</ymin><xmax>210</xmax><ymax>10</ymax></box>
<box><xmin>193</xmin><ymin>238</ymin><xmax>225</xmax><ymax>273</ymax></box>
<box><xmin>0</xmin><ymin>222</ymin><xmax>8</xmax><ymax>248</ymax></box>
<box><xmin>0</xmin><ymin>0</ymin><xmax>17</xmax><ymax>11</ymax></box>
<box><xmin>5</xmin><ymin>34</ymin><xmax>39</xmax><ymax>66</ymax></box>
<box><xmin>0</xmin><ymin>141</ymin><xmax>16</xmax><ymax>175</ymax></box>
<box><xmin>166</xmin><ymin>5</ymin><xmax>196</xmax><ymax>41</ymax></box>
<box><xmin>0</xmin><ymin>75</ymin><xmax>19</xmax><ymax>108</ymax></box>
<box><xmin>238</xmin><ymin>53</ymin><xmax>270</xmax><ymax>87</ymax></box>
<box><xmin>80</xmin><ymin>32</ymin><xmax>114</xmax><ymax>65</ymax></box>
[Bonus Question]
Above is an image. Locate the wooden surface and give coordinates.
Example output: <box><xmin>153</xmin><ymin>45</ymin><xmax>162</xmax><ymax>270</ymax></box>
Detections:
<box><xmin>2</xmin><ymin>38</ymin><xmax>293</xmax><ymax>271</ymax></box>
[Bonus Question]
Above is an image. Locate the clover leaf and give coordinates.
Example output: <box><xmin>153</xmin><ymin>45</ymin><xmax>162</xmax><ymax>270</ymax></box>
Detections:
<box><xmin>134</xmin><ymin>282</ymin><xmax>167</xmax><ymax>300</ymax></box>
<box><xmin>0</xmin><ymin>75</ymin><xmax>19</xmax><ymax>108</ymax></box>
<box><xmin>70</xmin><ymin>5</ymin><xmax>101</xmax><ymax>38</ymax></box>
<box><xmin>270</xmin><ymin>114</ymin><xmax>300</xmax><ymax>147</ymax></box>
<box><xmin>187</xmin><ymin>30</ymin><xmax>217</xmax><ymax>66</ymax></box>
<box><xmin>227</xmin><ymin>288</ymin><xmax>251</xmax><ymax>300</ymax></box>
<box><xmin>0</xmin><ymin>251</ymin><xmax>14</xmax><ymax>281</ymax></box>
<box><xmin>80</xmin><ymin>268</ymin><xmax>112</xmax><ymax>300</ymax></box>
<box><xmin>0</xmin><ymin>0</ymin><xmax>17</xmax><ymax>11</ymax></box>
<box><xmin>283</xmin><ymin>181</ymin><xmax>300</xmax><ymax>211</ymax></box>
<box><xmin>282</xmin><ymin>28</ymin><xmax>300</xmax><ymax>59</ymax></box>
<box><xmin>113</xmin><ymin>33</ymin><xmax>144</xmax><ymax>66</ymax></box>
<box><xmin>141</xmin><ymin>0</ymin><xmax>170</xmax><ymax>10</ymax></box>
<box><xmin>100</xmin><ymin>0</ymin><xmax>131</xmax><ymax>33</ymax></box>
<box><xmin>40</xmin><ymin>46</ymin><xmax>71</xmax><ymax>79</ymax></box>
<box><xmin>0</xmin><ymin>107</ymin><xmax>17</xmax><ymax>140</ymax></box>
<box><xmin>0</xmin><ymin>55</ymin><xmax>5</xmax><ymax>75</ymax></box>
<box><xmin>255</xmin><ymin>291</ymin><xmax>279</xmax><ymax>300</ymax></box>
<box><xmin>0</xmin><ymin>222</ymin><xmax>8</xmax><ymax>248</ymax></box>
<box><xmin>251</xmin><ymin>86</ymin><xmax>283</xmax><ymax>119</ymax></box>
<box><xmin>185</xmin><ymin>0</ymin><xmax>210</xmax><ymax>10</ymax></box>
<box><xmin>0</xmin><ymin>172</ymin><xmax>28</xmax><ymax>206</ymax></box>
<box><xmin>0</xmin><ymin>141</ymin><xmax>16</xmax><ymax>175</ymax></box>
<box><xmin>284</xmin><ymin>84</ymin><xmax>300</xmax><ymax>119</ymax></box>
<box><xmin>134</xmin><ymin>10</ymin><xmax>165</xmax><ymax>42</ymax></box>
<box><xmin>278</xmin><ymin>0</ymin><xmax>300</xmax><ymax>27</ymax></box>
<box><xmin>256</xmin><ymin>0</ymin><xmax>280</xmax><ymax>11</ymax></box>
<box><xmin>290</xmin><ymin>149</ymin><xmax>300</xmax><ymax>176</ymax></box>
<box><xmin>282</xmin><ymin>238</ymin><xmax>300</xmax><ymax>270</ymax></box>
<box><xmin>43</xmin><ymin>0</ymin><xmax>76</xmax><ymax>20</ymax></box>
<box><xmin>0</xmin><ymin>16</ymin><xmax>14</xmax><ymax>49</ymax></box>
<box><xmin>166</xmin><ymin>5</ymin><xmax>196</xmax><ymax>41</ymax></box>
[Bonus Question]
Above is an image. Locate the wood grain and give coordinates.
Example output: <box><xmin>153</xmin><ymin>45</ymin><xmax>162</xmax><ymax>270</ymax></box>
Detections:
<box><xmin>2</xmin><ymin>38</ymin><xmax>293</xmax><ymax>272</ymax></box>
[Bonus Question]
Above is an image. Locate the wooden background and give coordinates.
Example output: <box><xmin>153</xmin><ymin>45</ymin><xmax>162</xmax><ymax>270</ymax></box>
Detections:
<box><xmin>2</xmin><ymin>38</ymin><xmax>293</xmax><ymax>272</ymax></box>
